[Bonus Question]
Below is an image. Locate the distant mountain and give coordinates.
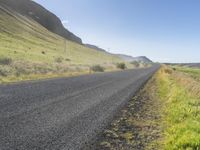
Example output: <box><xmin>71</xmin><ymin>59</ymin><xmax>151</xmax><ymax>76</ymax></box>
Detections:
<box><xmin>84</xmin><ymin>44</ymin><xmax>106</xmax><ymax>52</ymax></box>
<box><xmin>116</xmin><ymin>54</ymin><xmax>153</xmax><ymax>63</ymax></box>
<box><xmin>0</xmin><ymin>0</ymin><xmax>82</xmax><ymax>44</ymax></box>
<box><xmin>165</xmin><ymin>63</ymin><xmax>200</xmax><ymax>68</ymax></box>
<box><xmin>84</xmin><ymin>45</ymin><xmax>153</xmax><ymax>63</ymax></box>
<box><xmin>131</xmin><ymin>56</ymin><xmax>153</xmax><ymax>63</ymax></box>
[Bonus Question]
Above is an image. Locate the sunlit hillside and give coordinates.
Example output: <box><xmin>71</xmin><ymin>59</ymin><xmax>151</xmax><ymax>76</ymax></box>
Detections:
<box><xmin>0</xmin><ymin>5</ymin><xmax>127</xmax><ymax>83</ymax></box>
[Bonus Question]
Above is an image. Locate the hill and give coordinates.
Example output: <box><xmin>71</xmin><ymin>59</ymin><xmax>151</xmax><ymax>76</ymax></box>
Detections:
<box><xmin>165</xmin><ymin>63</ymin><xmax>200</xmax><ymax>68</ymax></box>
<box><xmin>116</xmin><ymin>54</ymin><xmax>152</xmax><ymax>63</ymax></box>
<box><xmin>84</xmin><ymin>46</ymin><xmax>153</xmax><ymax>64</ymax></box>
<box><xmin>0</xmin><ymin>0</ymin><xmax>82</xmax><ymax>44</ymax></box>
<box><xmin>0</xmin><ymin>1</ymin><xmax>126</xmax><ymax>83</ymax></box>
<box><xmin>84</xmin><ymin>44</ymin><xmax>106</xmax><ymax>52</ymax></box>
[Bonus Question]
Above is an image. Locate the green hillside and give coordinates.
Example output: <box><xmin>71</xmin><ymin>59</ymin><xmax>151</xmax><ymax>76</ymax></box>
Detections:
<box><xmin>0</xmin><ymin>6</ymin><xmax>127</xmax><ymax>83</ymax></box>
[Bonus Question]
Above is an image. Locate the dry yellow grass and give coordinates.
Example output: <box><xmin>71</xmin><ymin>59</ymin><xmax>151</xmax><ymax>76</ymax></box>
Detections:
<box><xmin>172</xmin><ymin>71</ymin><xmax>200</xmax><ymax>98</ymax></box>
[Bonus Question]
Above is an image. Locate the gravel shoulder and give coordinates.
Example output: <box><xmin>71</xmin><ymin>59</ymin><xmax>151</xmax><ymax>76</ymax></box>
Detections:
<box><xmin>94</xmin><ymin>72</ymin><xmax>163</xmax><ymax>150</ymax></box>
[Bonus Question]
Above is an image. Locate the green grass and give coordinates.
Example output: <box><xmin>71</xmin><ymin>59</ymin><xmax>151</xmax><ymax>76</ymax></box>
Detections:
<box><xmin>157</xmin><ymin>67</ymin><xmax>200</xmax><ymax>149</ymax></box>
<box><xmin>0</xmin><ymin>7</ymin><xmax>133</xmax><ymax>83</ymax></box>
<box><xmin>175</xmin><ymin>66</ymin><xmax>200</xmax><ymax>81</ymax></box>
<box><xmin>95</xmin><ymin>66</ymin><xmax>200</xmax><ymax>149</ymax></box>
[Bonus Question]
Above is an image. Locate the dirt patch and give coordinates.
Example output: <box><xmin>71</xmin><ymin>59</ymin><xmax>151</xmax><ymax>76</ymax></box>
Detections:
<box><xmin>94</xmin><ymin>76</ymin><xmax>163</xmax><ymax>150</ymax></box>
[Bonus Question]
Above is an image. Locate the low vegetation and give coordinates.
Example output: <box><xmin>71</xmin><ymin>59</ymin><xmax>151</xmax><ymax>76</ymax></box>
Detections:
<box><xmin>116</xmin><ymin>62</ymin><xmax>126</xmax><ymax>70</ymax></box>
<box><xmin>0</xmin><ymin>57</ymin><xmax>12</xmax><ymax>65</ymax></box>
<box><xmin>96</xmin><ymin>66</ymin><xmax>200</xmax><ymax>150</ymax></box>
<box><xmin>130</xmin><ymin>61</ymin><xmax>140</xmax><ymax>67</ymax></box>
<box><xmin>175</xmin><ymin>66</ymin><xmax>200</xmax><ymax>81</ymax></box>
<box><xmin>90</xmin><ymin>65</ymin><xmax>105</xmax><ymax>72</ymax></box>
<box><xmin>54</xmin><ymin>57</ymin><xmax>64</xmax><ymax>63</ymax></box>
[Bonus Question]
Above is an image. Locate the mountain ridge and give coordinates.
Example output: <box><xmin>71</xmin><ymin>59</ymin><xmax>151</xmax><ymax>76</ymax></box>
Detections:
<box><xmin>84</xmin><ymin>44</ymin><xmax>106</xmax><ymax>52</ymax></box>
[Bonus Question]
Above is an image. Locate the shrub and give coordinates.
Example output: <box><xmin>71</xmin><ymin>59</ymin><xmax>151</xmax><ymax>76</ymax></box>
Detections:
<box><xmin>90</xmin><ymin>65</ymin><xmax>105</xmax><ymax>72</ymax></box>
<box><xmin>41</xmin><ymin>51</ymin><xmax>46</xmax><ymax>55</ymax></box>
<box><xmin>14</xmin><ymin>66</ymin><xmax>29</xmax><ymax>76</ymax></box>
<box><xmin>131</xmin><ymin>61</ymin><xmax>140</xmax><ymax>67</ymax></box>
<box><xmin>55</xmin><ymin>57</ymin><xmax>63</xmax><ymax>63</ymax></box>
<box><xmin>0</xmin><ymin>69</ymin><xmax>7</xmax><ymax>76</ymax></box>
<box><xmin>0</xmin><ymin>57</ymin><xmax>12</xmax><ymax>65</ymax></box>
<box><xmin>0</xmin><ymin>66</ymin><xmax>12</xmax><ymax>76</ymax></box>
<box><xmin>116</xmin><ymin>63</ymin><xmax>126</xmax><ymax>70</ymax></box>
<box><xmin>65</xmin><ymin>58</ymin><xmax>71</xmax><ymax>61</ymax></box>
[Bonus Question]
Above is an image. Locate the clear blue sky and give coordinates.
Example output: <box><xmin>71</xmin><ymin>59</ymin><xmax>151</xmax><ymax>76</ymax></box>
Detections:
<box><xmin>35</xmin><ymin>0</ymin><xmax>200</xmax><ymax>63</ymax></box>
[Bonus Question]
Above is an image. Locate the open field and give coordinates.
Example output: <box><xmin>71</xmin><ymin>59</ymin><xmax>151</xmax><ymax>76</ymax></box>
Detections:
<box><xmin>0</xmin><ymin>5</ymin><xmax>143</xmax><ymax>83</ymax></box>
<box><xmin>96</xmin><ymin>66</ymin><xmax>200</xmax><ymax>150</ymax></box>
<box><xmin>174</xmin><ymin>66</ymin><xmax>200</xmax><ymax>82</ymax></box>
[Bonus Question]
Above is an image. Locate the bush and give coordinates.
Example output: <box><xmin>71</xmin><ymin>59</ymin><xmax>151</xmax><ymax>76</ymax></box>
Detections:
<box><xmin>131</xmin><ymin>61</ymin><xmax>140</xmax><ymax>67</ymax></box>
<box><xmin>0</xmin><ymin>66</ymin><xmax>12</xmax><ymax>77</ymax></box>
<box><xmin>90</xmin><ymin>65</ymin><xmax>105</xmax><ymax>72</ymax></box>
<box><xmin>0</xmin><ymin>69</ymin><xmax>7</xmax><ymax>76</ymax></box>
<box><xmin>15</xmin><ymin>67</ymin><xmax>29</xmax><ymax>76</ymax></box>
<box><xmin>41</xmin><ymin>51</ymin><xmax>46</xmax><ymax>55</ymax></box>
<box><xmin>65</xmin><ymin>58</ymin><xmax>71</xmax><ymax>61</ymax></box>
<box><xmin>55</xmin><ymin>57</ymin><xmax>63</xmax><ymax>63</ymax></box>
<box><xmin>116</xmin><ymin>63</ymin><xmax>126</xmax><ymax>70</ymax></box>
<box><xmin>0</xmin><ymin>57</ymin><xmax>12</xmax><ymax>65</ymax></box>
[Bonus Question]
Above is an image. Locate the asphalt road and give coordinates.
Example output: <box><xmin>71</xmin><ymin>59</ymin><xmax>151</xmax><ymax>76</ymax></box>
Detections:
<box><xmin>0</xmin><ymin>65</ymin><xmax>159</xmax><ymax>150</ymax></box>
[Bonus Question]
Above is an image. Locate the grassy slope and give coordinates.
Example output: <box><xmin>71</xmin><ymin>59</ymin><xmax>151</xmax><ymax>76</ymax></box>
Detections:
<box><xmin>0</xmin><ymin>6</ymin><xmax>127</xmax><ymax>83</ymax></box>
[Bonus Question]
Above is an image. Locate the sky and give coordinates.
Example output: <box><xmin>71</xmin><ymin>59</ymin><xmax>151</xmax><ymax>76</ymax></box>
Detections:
<box><xmin>34</xmin><ymin>0</ymin><xmax>200</xmax><ymax>63</ymax></box>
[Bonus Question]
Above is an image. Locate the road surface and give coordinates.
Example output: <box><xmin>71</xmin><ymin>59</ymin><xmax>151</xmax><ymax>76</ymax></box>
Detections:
<box><xmin>0</xmin><ymin>65</ymin><xmax>159</xmax><ymax>150</ymax></box>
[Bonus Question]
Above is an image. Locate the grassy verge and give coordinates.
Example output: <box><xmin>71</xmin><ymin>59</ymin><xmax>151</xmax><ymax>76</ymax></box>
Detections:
<box><xmin>95</xmin><ymin>66</ymin><xmax>200</xmax><ymax>150</ymax></box>
<box><xmin>157</xmin><ymin>66</ymin><xmax>200</xmax><ymax>149</ymax></box>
